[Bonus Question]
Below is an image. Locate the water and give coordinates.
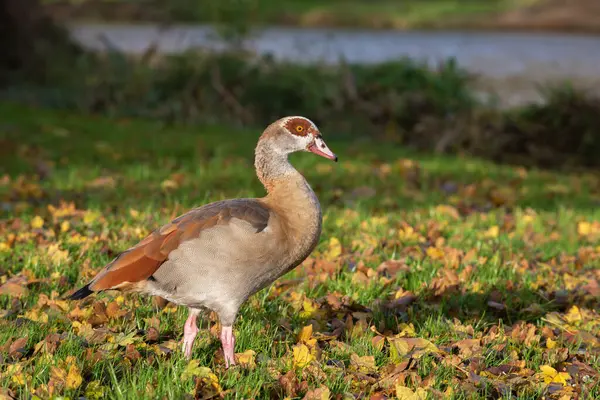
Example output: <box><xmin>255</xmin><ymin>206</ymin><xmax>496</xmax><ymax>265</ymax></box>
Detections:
<box><xmin>69</xmin><ymin>23</ymin><xmax>600</xmax><ymax>106</ymax></box>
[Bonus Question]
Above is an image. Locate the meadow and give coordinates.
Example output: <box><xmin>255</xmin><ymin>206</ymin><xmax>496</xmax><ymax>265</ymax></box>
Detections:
<box><xmin>0</xmin><ymin>101</ymin><xmax>599</xmax><ymax>399</ymax></box>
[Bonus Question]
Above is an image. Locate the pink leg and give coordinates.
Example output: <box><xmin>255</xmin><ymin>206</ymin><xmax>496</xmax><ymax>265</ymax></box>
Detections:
<box><xmin>220</xmin><ymin>325</ymin><xmax>236</xmax><ymax>368</ymax></box>
<box><xmin>182</xmin><ymin>310</ymin><xmax>199</xmax><ymax>358</ymax></box>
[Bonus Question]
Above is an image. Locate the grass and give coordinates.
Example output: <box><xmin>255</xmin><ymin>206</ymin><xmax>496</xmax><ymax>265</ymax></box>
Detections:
<box><xmin>1</xmin><ymin>101</ymin><xmax>599</xmax><ymax>399</ymax></box>
<box><xmin>44</xmin><ymin>0</ymin><xmax>536</xmax><ymax>30</ymax></box>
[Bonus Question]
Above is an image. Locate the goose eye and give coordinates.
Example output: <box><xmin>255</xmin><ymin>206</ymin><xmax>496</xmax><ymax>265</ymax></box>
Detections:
<box><xmin>295</xmin><ymin>125</ymin><xmax>304</xmax><ymax>133</ymax></box>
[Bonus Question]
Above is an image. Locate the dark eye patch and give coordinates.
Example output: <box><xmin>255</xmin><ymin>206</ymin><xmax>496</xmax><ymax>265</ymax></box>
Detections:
<box><xmin>284</xmin><ymin>117</ymin><xmax>310</xmax><ymax>137</ymax></box>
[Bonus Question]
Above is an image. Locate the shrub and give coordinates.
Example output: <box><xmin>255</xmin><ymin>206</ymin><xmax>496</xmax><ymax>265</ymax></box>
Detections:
<box><xmin>3</xmin><ymin>50</ymin><xmax>600</xmax><ymax>169</ymax></box>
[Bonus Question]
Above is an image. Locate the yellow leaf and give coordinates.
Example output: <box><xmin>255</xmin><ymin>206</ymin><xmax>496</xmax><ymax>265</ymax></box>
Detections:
<box><xmin>47</xmin><ymin>243</ymin><xmax>70</xmax><ymax>264</ymax></box>
<box><xmin>83</xmin><ymin>211</ymin><xmax>100</xmax><ymax>225</ymax></box>
<box><xmin>540</xmin><ymin>365</ymin><xmax>571</xmax><ymax>385</ymax></box>
<box><xmin>577</xmin><ymin>221</ymin><xmax>591</xmax><ymax>236</ymax></box>
<box><xmin>66</xmin><ymin>364</ymin><xmax>83</xmax><ymax>389</ymax></box>
<box><xmin>7</xmin><ymin>364</ymin><xmax>27</xmax><ymax>386</ymax></box>
<box><xmin>564</xmin><ymin>306</ymin><xmax>582</xmax><ymax>324</ymax></box>
<box><xmin>484</xmin><ymin>226</ymin><xmax>499</xmax><ymax>238</ymax></box>
<box><xmin>292</xmin><ymin>343</ymin><xmax>314</xmax><ymax>368</ymax></box>
<box><xmin>181</xmin><ymin>360</ymin><xmax>222</xmax><ymax>396</ymax></box>
<box><xmin>31</xmin><ymin>215</ymin><xmax>44</xmax><ymax>229</ymax></box>
<box><xmin>235</xmin><ymin>349</ymin><xmax>256</xmax><ymax>368</ymax></box>
<box><xmin>323</xmin><ymin>237</ymin><xmax>342</xmax><ymax>261</ymax></box>
<box><xmin>426</xmin><ymin>247</ymin><xmax>444</xmax><ymax>260</ymax></box>
<box><xmin>388</xmin><ymin>337</ymin><xmax>438</xmax><ymax>363</ymax></box>
<box><xmin>60</xmin><ymin>221</ymin><xmax>70</xmax><ymax>232</ymax></box>
<box><xmin>299</xmin><ymin>299</ymin><xmax>318</xmax><ymax>319</ymax></box>
<box><xmin>298</xmin><ymin>324</ymin><xmax>313</xmax><ymax>343</ymax></box>
<box><xmin>395</xmin><ymin>385</ymin><xmax>427</xmax><ymax>400</ymax></box>
<box><xmin>23</xmin><ymin>309</ymin><xmax>48</xmax><ymax>323</ymax></box>
<box><xmin>350</xmin><ymin>353</ymin><xmax>377</xmax><ymax>374</ymax></box>
<box><xmin>546</xmin><ymin>338</ymin><xmax>557</xmax><ymax>349</ymax></box>
<box><xmin>522</xmin><ymin>214</ymin><xmax>535</xmax><ymax>223</ymax></box>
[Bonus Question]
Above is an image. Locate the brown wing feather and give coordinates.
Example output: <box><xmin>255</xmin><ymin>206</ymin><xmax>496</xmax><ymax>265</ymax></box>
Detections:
<box><xmin>87</xmin><ymin>200</ymin><xmax>270</xmax><ymax>291</ymax></box>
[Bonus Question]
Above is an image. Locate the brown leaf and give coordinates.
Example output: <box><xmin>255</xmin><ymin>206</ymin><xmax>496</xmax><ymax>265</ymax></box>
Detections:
<box><xmin>385</xmin><ymin>291</ymin><xmax>417</xmax><ymax>311</ymax></box>
<box><xmin>510</xmin><ymin>323</ymin><xmax>539</xmax><ymax>346</ymax></box>
<box><xmin>302</xmin><ymin>385</ymin><xmax>330</xmax><ymax>400</ymax></box>
<box><xmin>88</xmin><ymin>301</ymin><xmax>109</xmax><ymax>326</ymax></box>
<box><xmin>9</xmin><ymin>337</ymin><xmax>28</xmax><ymax>359</ymax></box>
<box><xmin>106</xmin><ymin>301</ymin><xmax>127</xmax><ymax>319</ymax></box>
<box><xmin>454</xmin><ymin>339</ymin><xmax>481</xmax><ymax>359</ymax></box>
<box><xmin>0</xmin><ymin>387</ymin><xmax>15</xmax><ymax>400</ymax></box>
<box><xmin>279</xmin><ymin>370</ymin><xmax>300</xmax><ymax>397</ymax></box>
<box><xmin>0</xmin><ymin>282</ymin><xmax>28</xmax><ymax>297</ymax></box>
<box><xmin>376</xmin><ymin>260</ymin><xmax>409</xmax><ymax>278</ymax></box>
<box><xmin>125</xmin><ymin>344</ymin><xmax>141</xmax><ymax>362</ymax></box>
<box><xmin>428</xmin><ymin>269</ymin><xmax>459</xmax><ymax>297</ymax></box>
<box><xmin>146</xmin><ymin>327</ymin><xmax>160</xmax><ymax>343</ymax></box>
<box><xmin>349</xmin><ymin>353</ymin><xmax>378</xmax><ymax>374</ymax></box>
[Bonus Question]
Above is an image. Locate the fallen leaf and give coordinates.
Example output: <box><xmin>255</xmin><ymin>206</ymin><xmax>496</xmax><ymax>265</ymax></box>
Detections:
<box><xmin>66</xmin><ymin>364</ymin><xmax>83</xmax><ymax>389</ymax></box>
<box><xmin>388</xmin><ymin>337</ymin><xmax>439</xmax><ymax>362</ymax></box>
<box><xmin>395</xmin><ymin>385</ymin><xmax>427</xmax><ymax>400</ymax></box>
<box><xmin>484</xmin><ymin>226</ymin><xmax>499</xmax><ymax>238</ymax></box>
<box><xmin>31</xmin><ymin>215</ymin><xmax>44</xmax><ymax>229</ymax></box>
<box><xmin>323</xmin><ymin>237</ymin><xmax>342</xmax><ymax>261</ymax></box>
<box><xmin>349</xmin><ymin>353</ymin><xmax>377</xmax><ymax>374</ymax></box>
<box><xmin>9</xmin><ymin>338</ymin><xmax>28</xmax><ymax>359</ymax></box>
<box><xmin>298</xmin><ymin>324</ymin><xmax>314</xmax><ymax>343</ymax></box>
<box><xmin>303</xmin><ymin>386</ymin><xmax>330</xmax><ymax>400</ymax></box>
<box><xmin>0</xmin><ymin>282</ymin><xmax>28</xmax><ymax>297</ymax></box>
<box><xmin>539</xmin><ymin>365</ymin><xmax>571</xmax><ymax>385</ymax></box>
<box><xmin>236</xmin><ymin>349</ymin><xmax>256</xmax><ymax>368</ymax></box>
<box><xmin>293</xmin><ymin>343</ymin><xmax>315</xmax><ymax>368</ymax></box>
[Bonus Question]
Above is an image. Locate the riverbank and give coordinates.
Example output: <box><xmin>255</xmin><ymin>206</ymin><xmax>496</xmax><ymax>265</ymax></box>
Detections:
<box><xmin>45</xmin><ymin>0</ymin><xmax>600</xmax><ymax>34</ymax></box>
<box><xmin>66</xmin><ymin>23</ymin><xmax>600</xmax><ymax>108</ymax></box>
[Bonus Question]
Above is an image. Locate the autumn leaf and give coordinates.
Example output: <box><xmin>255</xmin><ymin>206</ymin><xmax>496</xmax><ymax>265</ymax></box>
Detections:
<box><xmin>323</xmin><ymin>237</ymin><xmax>342</xmax><ymax>261</ymax></box>
<box><xmin>66</xmin><ymin>364</ymin><xmax>83</xmax><ymax>389</ymax></box>
<box><xmin>539</xmin><ymin>365</ymin><xmax>571</xmax><ymax>385</ymax></box>
<box><xmin>181</xmin><ymin>362</ymin><xmax>222</xmax><ymax>399</ymax></box>
<box><xmin>298</xmin><ymin>324</ymin><xmax>313</xmax><ymax>343</ymax></box>
<box><xmin>426</xmin><ymin>247</ymin><xmax>444</xmax><ymax>260</ymax></box>
<box><xmin>349</xmin><ymin>353</ymin><xmax>377</xmax><ymax>374</ymax></box>
<box><xmin>293</xmin><ymin>343</ymin><xmax>315</xmax><ymax>368</ymax></box>
<box><xmin>235</xmin><ymin>349</ymin><xmax>256</xmax><ymax>368</ymax></box>
<box><xmin>388</xmin><ymin>337</ymin><xmax>439</xmax><ymax>362</ymax></box>
<box><xmin>484</xmin><ymin>225</ymin><xmax>499</xmax><ymax>238</ymax></box>
<box><xmin>395</xmin><ymin>385</ymin><xmax>427</xmax><ymax>400</ymax></box>
<box><xmin>50</xmin><ymin>366</ymin><xmax>67</xmax><ymax>388</ymax></box>
<box><xmin>303</xmin><ymin>386</ymin><xmax>330</xmax><ymax>400</ymax></box>
<box><xmin>31</xmin><ymin>215</ymin><xmax>44</xmax><ymax>229</ymax></box>
<box><xmin>0</xmin><ymin>282</ymin><xmax>28</xmax><ymax>297</ymax></box>
<box><xmin>9</xmin><ymin>337</ymin><xmax>28</xmax><ymax>359</ymax></box>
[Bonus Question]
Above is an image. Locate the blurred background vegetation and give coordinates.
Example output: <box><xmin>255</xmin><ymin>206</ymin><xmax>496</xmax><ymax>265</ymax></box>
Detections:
<box><xmin>1</xmin><ymin>0</ymin><xmax>600</xmax><ymax>169</ymax></box>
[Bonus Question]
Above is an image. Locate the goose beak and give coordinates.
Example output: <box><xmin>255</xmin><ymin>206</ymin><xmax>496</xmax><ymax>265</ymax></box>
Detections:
<box><xmin>308</xmin><ymin>136</ymin><xmax>338</xmax><ymax>162</ymax></box>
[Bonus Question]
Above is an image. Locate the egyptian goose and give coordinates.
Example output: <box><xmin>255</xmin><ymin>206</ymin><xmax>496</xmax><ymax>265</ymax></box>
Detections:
<box><xmin>69</xmin><ymin>116</ymin><xmax>337</xmax><ymax>367</ymax></box>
